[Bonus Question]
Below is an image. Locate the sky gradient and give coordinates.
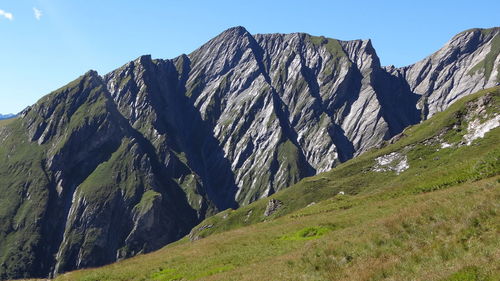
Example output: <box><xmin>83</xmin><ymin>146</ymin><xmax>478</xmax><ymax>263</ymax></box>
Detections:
<box><xmin>0</xmin><ymin>0</ymin><xmax>499</xmax><ymax>113</ymax></box>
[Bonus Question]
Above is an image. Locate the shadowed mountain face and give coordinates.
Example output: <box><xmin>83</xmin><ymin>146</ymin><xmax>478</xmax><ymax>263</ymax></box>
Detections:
<box><xmin>0</xmin><ymin>26</ymin><xmax>498</xmax><ymax>279</ymax></box>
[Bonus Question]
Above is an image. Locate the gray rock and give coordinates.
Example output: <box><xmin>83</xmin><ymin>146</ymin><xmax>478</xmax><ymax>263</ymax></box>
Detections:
<box><xmin>389</xmin><ymin>27</ymin><xmax>500</xmax><ymax>118</ymax></box>
<box><xmin>264</xmin><ymin>199</ymin><xmax>283</xmax><ymax>217</ymax></box>
<box><xmin>188</xmin><ymin>224</ymin><xmax>213</xmax><ymax>241</ymax></box>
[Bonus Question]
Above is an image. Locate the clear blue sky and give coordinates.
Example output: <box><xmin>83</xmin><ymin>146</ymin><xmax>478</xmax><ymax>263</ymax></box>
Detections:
<box><xmin>0</xmin><ymin>0</ymin><xmax>499</xmax><ymax>113</ymax></box>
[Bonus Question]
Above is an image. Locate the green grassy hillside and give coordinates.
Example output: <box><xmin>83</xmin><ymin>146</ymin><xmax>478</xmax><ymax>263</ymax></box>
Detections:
<box><xmin>0</xmin><ymin>117</ymin><xmax>17</xmax><ymax>127</ymax></box>
<box><xmin>27</xmin><ymin>87</ymin><xmax>500</xmax><ymax>280</ymax></box>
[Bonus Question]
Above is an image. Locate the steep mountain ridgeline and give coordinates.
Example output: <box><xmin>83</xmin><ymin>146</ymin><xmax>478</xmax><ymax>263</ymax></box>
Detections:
<box><xmin>155</xmin><ymin>27</ymin><xmax>423</xmax><ymax>206</ymax></box>
<box><xmin>0</xmin><ymin>26</ymin><xmax>498</xmax><ymax>279</ymax></box>
<box><xmin>0</xmin><ymin>72</ymin><xmax>208</xmax><ymax>279</ymax></box>
<box><xmin>389</xmin><ymin>27</ymin><xmax>500</xmax><ymax>118</ymax></box>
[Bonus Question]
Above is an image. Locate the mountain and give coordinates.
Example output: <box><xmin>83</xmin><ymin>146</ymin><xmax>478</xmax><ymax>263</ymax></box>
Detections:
<box><xmin>0</xmin><ymin>114</ymin><xmax>16</xmax><ymax>120</ymax></box>
<box><xmin>0</xmin><ymin>26</ymin><xmax>499</xmax><ymax>279</ymax></box>
<box><xmin>0</xmin><ymin>71</ymin><xmax>210</xmax><ymax>279</ymax></box>
<box><xmin>389</xmin><ymin>27</ymin><xmax>500</xmax><ymax>118</ymax></box>
<box><xmin>51</xmin><ymin>86</ymin><xmax>500</xmax><ymax>281</ymax></box>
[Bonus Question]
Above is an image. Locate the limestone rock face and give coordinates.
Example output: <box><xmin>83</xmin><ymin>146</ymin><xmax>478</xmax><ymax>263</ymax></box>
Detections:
<box><xmin>0</xmin><ymin>26</ymin><xmax>498</xmax><ymax>279</ymax></box>
<box><xmin>390</xmin><ymin>27</ymin><xmax>500</xmax><ymax>118</ymax></box>
<box><xmin>101</xmin><ymin>26</ymin><xmax>498</xmax><ymax>209</ymax></box>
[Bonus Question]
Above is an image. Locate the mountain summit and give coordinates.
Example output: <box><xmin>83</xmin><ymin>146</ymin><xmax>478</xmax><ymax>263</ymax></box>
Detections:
<box><xmin>0</xmin><ymin>26</ymin><xmax>498</xmax><ymax>279</ymax></box>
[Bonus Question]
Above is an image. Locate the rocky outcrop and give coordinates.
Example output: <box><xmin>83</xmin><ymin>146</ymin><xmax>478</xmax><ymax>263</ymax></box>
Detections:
<box><xmin>463</xmin><ymin>93</ymin><xmax>500</xmax><ymax>145</ymax></box>
<box><xmin>264</xmin><ymin>199</ymin><xmax>283</xmax><ymax>217</ymax></box>
<box><xmin>0</xmin><ymin>26</ymin><xmax>498</xmax><ymax>279</ymax></box>
<box><xmin>373</xmin><ymin>152</ymin><xmax>409</xmax><ymax>175</ymax></box>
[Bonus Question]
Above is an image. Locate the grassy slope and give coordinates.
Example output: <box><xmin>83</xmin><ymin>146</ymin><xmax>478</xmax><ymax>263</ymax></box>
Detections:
<box><xmin>0</xmin><ymin>118</ymin><xmax>17</xmax><ymax>128</ymax></box>
<box><xmin>27</xmin><ymin>87</ymin><xmax>500</xmax><ymax>281</ymax></box>
<box><xmin>0</xmin><ymin>115</ymin><xmax>49</xmax><ymax>277</ymax></box>
<box><xmin>0</xmin><ymin>72</ymin><xmax>127</xmax><ymax>278</ymax></box>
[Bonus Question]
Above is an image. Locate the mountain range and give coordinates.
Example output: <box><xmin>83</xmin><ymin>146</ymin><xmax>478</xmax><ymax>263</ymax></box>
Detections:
<box><xmin>0</xmin><ymin>114</ymin><xmax>15</xmax><ymax>120</ymax></box>
<box><xmin>0</xmin><ymin>26</ymin><xmax>498</xmax><ymax>279</ymax></box>
<box><xmin>50</xmin><ymin>85</ymin><xmax>500</xmax><ymax>281</ymax></box>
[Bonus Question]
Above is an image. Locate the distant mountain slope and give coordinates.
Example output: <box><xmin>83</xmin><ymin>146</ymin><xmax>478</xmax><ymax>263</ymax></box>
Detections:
<box><xmin>0</xmin><ymin>114</ymin><xmax>16</xmax><ymax>120</ymax></box>
<box><xmin>52</xmin><ymin>86</ymin><xmax>500</xmax><ymax>281</ymax></box>
<box><xmin>0</xmin><ymin>27</ymin><xmax>498</xmax><ymax>279</ymax></box>
<box><xmin>389</xmin><ymin>27</ymin><xmax>500</xmax><ymax>118</ymax></box>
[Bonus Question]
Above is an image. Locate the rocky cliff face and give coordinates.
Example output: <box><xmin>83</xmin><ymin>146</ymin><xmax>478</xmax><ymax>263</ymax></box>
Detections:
<box><xmin>0</xmin><ymin>26</ymin><xmax>498</xmax><ymax>279</ymax></box>
<box><xmin>388</xmin><ymin>27</ymin><xmax>500</xmax><ymax>118</ymax></box>
<box><xmin>0</xmin><ymin>72</ymin><xmax>211</xmax><ymax>279</ymax></box>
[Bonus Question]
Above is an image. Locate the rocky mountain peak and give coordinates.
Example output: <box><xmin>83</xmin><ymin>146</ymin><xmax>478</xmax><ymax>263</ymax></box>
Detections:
<box><xmin>187</xmin><ymin>26</ymin><xmax>258</xmax><ymax>85</ymax></box>
<box><xmin>456</xmin><ymin>27</ymin><xmax>499</xmax><ymax>38</ymax></box>
<box><xmin>129</xmin><ymin>54</ymin><xmax>156</xmax><ymax>71</ymax></box>
<box><xmin>220</xmin><ymin>25</ymin><xmax>250</xmax><ymax>36</ymax></box>
<box><xmin>84</xmin><ymin>69</ymin><xmax>100</xmax><ymax>78</ymax></box>
<box><xmin>340</xmin><ymin>38</ymin><xmax>380</xmax><ymax>70</ymax></box>
<box><xmin>20</xmin><ymin>71</ymin><xmax>111</xmax><ymax>145</ymax></box>
<box><xmin>393</xmin><ymin>27</ymin><xmax>499</xmax><ymax>118</ymax></box>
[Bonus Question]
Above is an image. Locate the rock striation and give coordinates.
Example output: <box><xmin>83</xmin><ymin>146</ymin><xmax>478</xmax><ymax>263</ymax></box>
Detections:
<box><xmin>0</xmin><ymin>26</ymin><xmax>498</xmax><ymax>279</ymax></box>
<box><xmin>388</xmin><ymin>27</ymin><xmax>500</xmax><ymax>118</ymax></box>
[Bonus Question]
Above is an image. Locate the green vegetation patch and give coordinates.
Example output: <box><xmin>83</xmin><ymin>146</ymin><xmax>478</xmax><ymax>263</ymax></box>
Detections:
<box><xmin>309</xmin><ymin>35</ymin><xmax>350</xmax><ymax>78</ymax></box>
<box><xmin>281</xmin><ymin>226</ymin><xmax>331</xmax><ymax>241</ymax></box>
<box><xmin>192</xmin><ymin>265</ymin><xmax>235</xmax><ymax>279</ymax></box>
<box><xmin>151</xmin><ymin>268</ymin><xmax>182</xmax><ymax>281</ymax></box>
<box><xmin>441</xmin><ymin>266</ymin><xmax>494</xmax><ymax>281</ymax></box>
<box><xmin>309</xmin><ymin>36</ymin><xmax>346</xmax><ymax>57</ymax></box>
<box><xmin>468</xmin><ymin>34</ymin><xmax>500</xmax><ymax>81</ymax></box>
<box><xmin>134</xmin><ymin>190</ymin><xmax>161</xmax><ymax>214</ymax></box>
<box><xmin>277</xmin><ymin>140</ymin><xmax>302</xmax><ymax>184</ymax></box>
